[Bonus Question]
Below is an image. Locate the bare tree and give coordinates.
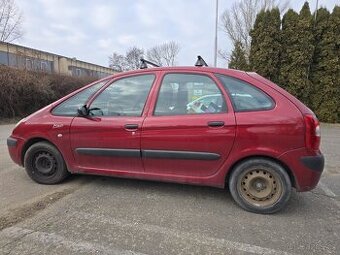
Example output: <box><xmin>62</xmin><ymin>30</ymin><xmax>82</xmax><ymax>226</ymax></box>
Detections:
<box><xmin>217</xmin><ymin>49</ymin><xmax>230</xmax><ymax>65</ymax></box>
<box><xmin>109</xmin><ymin>52</ymin><xmax>126</xmax><ymax>72</ymax></box>
<box><xmin>147</xmin><ymin>41</ymin><xmax>180</xmax><ymax>66</ymax></box>
<box><xmin>0</xmin><ymin>0</ymin><xmax>23</xmax><ymax>42</ymax></box>
<box><xmin>146</xmin><ymin>46</ymin><xmax>162</xmax><ymax>66</ymax></box>
<box><xmin>108</xmin><ymin>42</ymin><xmax>180</xmax><ymax>71</ymax></box>
<box><xmin>108</xmin><ymin>47</ymin><xmax>144</xmax><ymax>71</ymax></box>
<box><xmin>125</xmin><ymin>46</ymin><xmax>144</xmax><ymax>71</ymax></box>
<box><xmin>220</xmin><ymin>0</ymin><xmax>288</xmax><ymax>58</ymax></box>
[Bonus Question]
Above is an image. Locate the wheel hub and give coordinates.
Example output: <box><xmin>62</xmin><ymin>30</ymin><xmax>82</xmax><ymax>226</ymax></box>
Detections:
<box><xmin>239</xmin><ymin>169</ymin><xmax>282</xmax><ymax>206</ymax></box>
<box><xmin>34</xmin><ymin>152</ymin><xmax>56</xmax><ymax>175</ymax></box>
<box><xmin>254</xmin><ymin>181</ymin><xmax>266</xmax><ymax>191</ymax></box>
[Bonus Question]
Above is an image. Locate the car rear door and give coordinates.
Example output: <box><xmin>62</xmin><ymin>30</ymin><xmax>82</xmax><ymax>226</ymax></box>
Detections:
<box><xmin>141</xmin><ymin>71</ymin><xmax>236</xmax><ymax>178</ymax></box>
<box><xmin>70</xmin><ymin>73</ymin><xmax>156</xmax><ymax>174</ymax></box>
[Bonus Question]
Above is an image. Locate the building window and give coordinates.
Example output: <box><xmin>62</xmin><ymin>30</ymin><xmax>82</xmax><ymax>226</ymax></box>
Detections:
<box><xmin>26</xmin><ymin>58</ymin><xmax>33</xmax><ymax>70</ymax></box>
<box><xmin>41</xmin><ymin>61</ymin><xmax>48</xmax><ymax>71</ymax></box>
<box><xmin>76</xmin><ymin>68</ymin><xmax>81</xmax><ymax>76</ymax></box>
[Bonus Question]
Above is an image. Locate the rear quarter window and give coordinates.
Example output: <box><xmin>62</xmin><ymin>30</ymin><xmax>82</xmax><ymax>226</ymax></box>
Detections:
<box><xmin>216</xmin><ymin>74</ymin><xmax>275</xmax><ymax>112</ymax></box>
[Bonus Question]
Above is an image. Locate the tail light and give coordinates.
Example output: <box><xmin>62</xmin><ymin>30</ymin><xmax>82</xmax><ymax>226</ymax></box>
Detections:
<box><xmin>304</xmin><ymin>114</ymin><xmax>321</xmax><ymax>151</ymax></box>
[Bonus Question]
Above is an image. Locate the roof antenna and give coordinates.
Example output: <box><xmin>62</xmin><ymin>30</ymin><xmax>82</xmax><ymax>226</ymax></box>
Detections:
<box><xmin>140</xmin><ymin>58</ymin><xmax>160</xmax><ymax>69</ymax></box>
<box><xmin>195</xmin><ymin>56</ymin><xmax>208</xmax><ymax>67</ymax></box>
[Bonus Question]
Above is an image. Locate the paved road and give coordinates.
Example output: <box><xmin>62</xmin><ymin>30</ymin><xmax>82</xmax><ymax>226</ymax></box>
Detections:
<box><xmin>0</xmin><ymin>124</ymin><xmax>339</xmax><ymax>255</ymax></box>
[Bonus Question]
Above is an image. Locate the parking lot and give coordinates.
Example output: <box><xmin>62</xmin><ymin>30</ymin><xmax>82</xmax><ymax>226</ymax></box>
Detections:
<box><xmin>0</xmin><ymin>123</ymin><xmax>339</xmax><ymax>255</ymax></box>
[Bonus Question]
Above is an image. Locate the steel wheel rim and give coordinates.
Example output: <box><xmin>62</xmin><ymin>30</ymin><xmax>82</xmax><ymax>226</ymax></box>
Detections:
<box><xmin>33</xmin><ymin>151</ymin><xmax>57</xmax><ymax>175</ymax></box>
<box><xmin>238</xmin><ymin>167</ymin><xmax>283</xmax><ymax>207</ymax></box>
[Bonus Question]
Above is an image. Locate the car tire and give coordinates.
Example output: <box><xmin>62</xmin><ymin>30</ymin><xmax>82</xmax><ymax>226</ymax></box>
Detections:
<box><xmin>229</xmin><ymin>158</ymin><xmax>291</xmax><ymax>214</ymax></box>
<box><xmin>24</xmin><ymin>142</ymin><xmax>70</xmax><ymax>184</ymax></box>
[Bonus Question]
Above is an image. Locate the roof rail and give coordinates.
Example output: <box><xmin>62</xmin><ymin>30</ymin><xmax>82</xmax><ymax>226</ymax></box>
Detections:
<box><xmin>195</xmin><ymin>56</ymin><xmax>208</xmax><ymax>67</ymax></box>
<box><xmin>140</xmin><ymin>58</ymin><xmax>160</xmax><ymax>69</ymax></box>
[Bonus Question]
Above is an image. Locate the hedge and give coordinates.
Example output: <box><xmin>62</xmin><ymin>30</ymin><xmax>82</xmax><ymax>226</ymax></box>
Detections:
<box><xmin>0</xmin><ymin>65</ymin><xmax>96</xmax><ymax>120</ymax></box>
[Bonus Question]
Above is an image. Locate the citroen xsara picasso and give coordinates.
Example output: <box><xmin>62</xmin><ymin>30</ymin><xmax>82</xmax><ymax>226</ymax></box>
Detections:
<box><xmin>7</xmin><ymin>59</ymin><xmax>324</xmax><ymax>214</ymax></box>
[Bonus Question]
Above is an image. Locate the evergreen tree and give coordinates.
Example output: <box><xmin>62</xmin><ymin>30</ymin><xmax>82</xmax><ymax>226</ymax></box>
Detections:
<box><xmin>249</xmin><ymin>8</ymin><xmax>281</xmax><ymax>84</ymax></box>
<box><xmin>310</xmin><ymin>7</ymin><xmax>340</xmax><ymax>122</ymax></box>
<box><xmin>279</xmin><ymin>2</ymin><xmax>314</xmax><ymax>106</ymax></box>
<box><xmin>276</xmin><ymin>9</ymin><xmax>299</xmax><ymax>91</ymax></box>
<box><xmin>228</xmin><ymin>41</ymin><xmax>249</xmax><ymax>70</ymax></box>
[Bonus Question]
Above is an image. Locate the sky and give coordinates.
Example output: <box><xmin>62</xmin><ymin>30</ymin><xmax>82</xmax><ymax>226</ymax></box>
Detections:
<box><xmin>14</xmin><ymin>0</ymin><xmax>339</xmax><ymax>68</ymax></box>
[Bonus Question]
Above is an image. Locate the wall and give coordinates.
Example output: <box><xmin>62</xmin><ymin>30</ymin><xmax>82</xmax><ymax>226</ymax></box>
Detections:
<box><xmin>0</xmin><ymin>42</ymin><xmax>117</xmax><ymax>79</ymax></box>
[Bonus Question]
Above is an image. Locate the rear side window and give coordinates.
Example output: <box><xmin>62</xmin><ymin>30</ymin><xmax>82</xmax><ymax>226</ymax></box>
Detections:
<box><xmin>52</xmin><ymin>80</ymin><xmax>106</xmax><ymax>116</ymax></box>
<box><xmin>216</xmin><ymin>74</ymin><xmax>274</xmax><ymax>112</ymax></box>
<box><xmin>154</xmin><ymin>73</ymin><xmax>227</xmax><ymax>116</ymax></box>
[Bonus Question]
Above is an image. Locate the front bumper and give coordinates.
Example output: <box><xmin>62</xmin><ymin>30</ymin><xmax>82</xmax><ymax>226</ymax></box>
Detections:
<box><xmin>7</xmin><ymin>137</ymin><xmax>18</xmax><ymax>147</ymax></box>
<box><xmin>7</xmin><ymin>136</ymin><xmax>24</xmax><ymax>166</ymax></box>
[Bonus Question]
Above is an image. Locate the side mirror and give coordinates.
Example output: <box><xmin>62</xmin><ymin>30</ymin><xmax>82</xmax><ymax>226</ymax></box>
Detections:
<box><xmin>77</xmin><ymin>105</ymin><xmax>89</xmax><ymax>117</ymax></box>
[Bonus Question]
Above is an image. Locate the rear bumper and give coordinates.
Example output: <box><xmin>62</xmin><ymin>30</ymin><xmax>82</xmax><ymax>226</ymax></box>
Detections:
<box><xmin>278</xmin><ymin>148</ymin><xmax>324</xmax><ymax>192</ymax></box>
<box><xmin>7</xmin><ymin>136</ymin><xmax>24</xmax><ymax>166</ymax></box>
<box><xmin>300</xmin><ymin>155</ymin><xmax>324</xmax><ymax>173</ymax></box>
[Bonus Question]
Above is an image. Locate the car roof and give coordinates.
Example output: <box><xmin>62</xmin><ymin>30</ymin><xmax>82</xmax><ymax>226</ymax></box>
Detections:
<box><xmin>107</xmin><ymin>66</ymin><xmax>247</xmax><ymax>79</ymax></box>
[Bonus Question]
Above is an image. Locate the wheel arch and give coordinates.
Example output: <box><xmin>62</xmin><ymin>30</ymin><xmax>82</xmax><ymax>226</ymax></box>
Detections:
<box><xmin>225</xmin><ymin>155</ymin><xmax>296</xmax><ymax>189</ymax></box>
<box><xmin>21</xmin><ymin>137</ymin><xmax>58</xmax><ymax>167</ymax></box>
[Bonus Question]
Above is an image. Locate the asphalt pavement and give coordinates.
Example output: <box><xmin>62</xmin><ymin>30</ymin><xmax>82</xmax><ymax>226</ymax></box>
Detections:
<box><xmin>0</xmin><ymin>123</ymin><xmax>339</xmax><ymax>255</ymax></box>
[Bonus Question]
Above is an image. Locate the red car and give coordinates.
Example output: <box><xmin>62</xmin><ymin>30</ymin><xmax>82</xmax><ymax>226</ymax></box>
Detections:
<box><xmin>7</xmin><ymin>62</ymin><xmax>324</xmax><ymax>214</ymax></box>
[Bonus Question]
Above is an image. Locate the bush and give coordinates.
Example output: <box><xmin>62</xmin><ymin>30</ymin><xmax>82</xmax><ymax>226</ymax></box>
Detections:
<box><xmin>0</xmin><ymin>65</ymin><xmax>96</xmax><ymax>120</ymax></box>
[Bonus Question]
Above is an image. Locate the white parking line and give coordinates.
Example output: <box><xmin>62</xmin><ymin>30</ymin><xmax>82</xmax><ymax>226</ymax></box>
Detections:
<box><xmin>0</xmin><ymin>213</ymin><xmax>296</xmax><ymax>255</ymax></box>
<box><xmin>318</xmin><ymin>181</ymin><xmax>340</xmax><ymax>209</ymax></box>
<box><xmin>74</xmin><ymin>211</ymin><xmax>295</xmax><ymax>255</ymax></box>
<box><xmin>318</xmin><ymin>181</ymin><xmax>336</xmax><ymax>198</ymax></box>
<box><xmin>0</xmin><ymin>227</ymin><xmax>147</xmax><ymax>255</ymax></box>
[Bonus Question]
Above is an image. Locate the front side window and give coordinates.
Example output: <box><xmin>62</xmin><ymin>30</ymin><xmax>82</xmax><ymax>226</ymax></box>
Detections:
<box><xmin>52</xmin><ymin>80</ymin><xmax>107</xmax><ymax>116</ymax></box>
<box><xmin>154</xmin><ymin>73</ymin><xmax>227</xmax><ymax>116</ymax></box>
<box><xmin>89</xmin><ymin>74</ymin><xmax>155</xmax><ymax>117</ymax></box>
<box><xmin>216</xmin><ymin>74</ymin><xmax>274</xmax><ymax>112</ymax></box>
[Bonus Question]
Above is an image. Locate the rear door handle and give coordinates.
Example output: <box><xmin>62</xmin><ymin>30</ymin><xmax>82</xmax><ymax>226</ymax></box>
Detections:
<box><xmin>208</xmin><ymin>121</ymin><xmax>225</xmax><ymax>127</ymax></box>
<box><xmin>125</xmin><ymin>124</ymin><xmax>138</xmax><ymax>130</ymax></box>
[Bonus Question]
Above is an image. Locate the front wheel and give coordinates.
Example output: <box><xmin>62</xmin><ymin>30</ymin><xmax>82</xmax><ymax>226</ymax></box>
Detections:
<box><xmin>229</xmin><ymin>158</ymin><xmax>292</xmax><ymax>214</ymax></box>
<box><xmin>24</xmin><ymin>142</ymin><xmax>70</xmax><ymax>184</ymax></box>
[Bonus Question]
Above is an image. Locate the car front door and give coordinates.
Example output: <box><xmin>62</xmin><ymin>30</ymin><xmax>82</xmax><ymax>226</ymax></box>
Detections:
<box><xmin>141</xmin><ymin>72</ymin><xmax>236</xmax><ymax>178</ymax></box>
<box><xmin>70</xmin><ymin>73</ymin><xmax>156</xmax><ymax>174</ymax></box>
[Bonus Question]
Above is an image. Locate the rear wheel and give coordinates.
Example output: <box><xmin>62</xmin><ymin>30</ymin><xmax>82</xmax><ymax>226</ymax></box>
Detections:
<box><xmin>229</xmin><ymin>158</ymin><xmax>291</xmax><ymax>214</ymax></box>
<box><xmin>24</xmin><ymin>142</ymin><xmax>69</xmax><ymax>184</ymax></box>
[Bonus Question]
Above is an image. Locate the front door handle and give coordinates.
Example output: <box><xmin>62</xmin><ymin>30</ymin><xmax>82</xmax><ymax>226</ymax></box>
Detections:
<box><xmin>208</xmin><ymin>121</ymin><xmax>225</xmax><ymax>127</ymax></box>
<box><xmin>125</xmin><ymin>124</ymin><xmax>138</xmax><ymax>130</ymax></box>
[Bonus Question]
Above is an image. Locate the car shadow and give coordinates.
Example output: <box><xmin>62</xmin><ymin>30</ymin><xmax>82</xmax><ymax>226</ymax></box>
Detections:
<box><xmin>52</xmin><ymin>174</ymin><xmax>337</xmax><ymax>217</ymax></box>
<box><xmin>72</xmin><ymin>173</ymin><xmax>233</xmax><ymax>202</ymax></box>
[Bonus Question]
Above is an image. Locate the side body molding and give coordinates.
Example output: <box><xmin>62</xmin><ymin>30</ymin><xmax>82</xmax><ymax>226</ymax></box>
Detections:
<box><xmin>75</xmin><ymin>148</ymin><xmax>221</xmax><ymax>161</ymax></box>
